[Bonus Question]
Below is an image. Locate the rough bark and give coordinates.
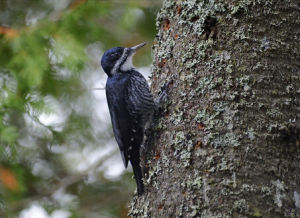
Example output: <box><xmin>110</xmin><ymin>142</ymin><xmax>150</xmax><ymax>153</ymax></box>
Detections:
<box><xmin>130</xmin><ymin>1</ymin><xmax>300</xmax><ymax>217</ymax></box>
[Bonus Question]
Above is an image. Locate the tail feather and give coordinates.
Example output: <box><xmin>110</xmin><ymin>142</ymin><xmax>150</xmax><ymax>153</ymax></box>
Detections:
<box><xmin>120</xmin><ymin>150</ymin><xmax>129</xmax><ymax>168</ymax></box>
<box><xmin>130</xmin><ymin>159</ymin><xmax>144</xmax><ymax>195</ymax></box>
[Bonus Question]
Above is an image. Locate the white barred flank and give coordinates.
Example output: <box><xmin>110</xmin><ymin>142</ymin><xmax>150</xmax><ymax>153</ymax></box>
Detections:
<box><xmin>127</xmin><ymin>74</ymin><xmax>155</xmax><ymax>116</ymax></box>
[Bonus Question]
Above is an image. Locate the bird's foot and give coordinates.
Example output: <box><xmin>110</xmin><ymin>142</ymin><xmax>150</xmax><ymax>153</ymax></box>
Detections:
<box><xmin>155</xmin><ymin>79</ymin><xmax>172</xmax><ymax>111</ymax></box>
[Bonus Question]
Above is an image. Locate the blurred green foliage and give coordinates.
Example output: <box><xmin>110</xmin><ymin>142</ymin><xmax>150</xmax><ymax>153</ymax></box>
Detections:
<box><xmin>0</xmin><ymin>0</ymin><xmax>160</xmax><ymax>217</ymax></box>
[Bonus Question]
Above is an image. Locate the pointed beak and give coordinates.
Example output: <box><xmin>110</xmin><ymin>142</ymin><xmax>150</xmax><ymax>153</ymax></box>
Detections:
<box><xmin>129</xmin><ymin>42</ymin><xmax>147</xmax><ymax>52</ymax></box>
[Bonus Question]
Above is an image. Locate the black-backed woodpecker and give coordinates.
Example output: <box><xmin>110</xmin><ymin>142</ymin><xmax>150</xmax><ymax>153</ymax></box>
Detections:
<box><xmin>101</xmin><ymin>42</ymin><xmax>154</xmax><ymax>195</ymax></box>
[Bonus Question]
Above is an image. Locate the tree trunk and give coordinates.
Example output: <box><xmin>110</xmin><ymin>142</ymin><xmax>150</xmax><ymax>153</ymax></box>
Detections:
<box><xmin>130</xmin><ymin>1</ymin><xmax>300</xmax><ymax>217</ymax></box>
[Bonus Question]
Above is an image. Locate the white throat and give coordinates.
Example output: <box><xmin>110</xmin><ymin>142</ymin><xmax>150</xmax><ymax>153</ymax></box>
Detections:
<box><xmin>120</xmin><ymin>53</ymin><xmax>134</xmax><ymax>71</ymax></box>
<box><xmin>110</xmin><ymin>48</ymin><xmax>135</xmax><ymax>75</ymax></box>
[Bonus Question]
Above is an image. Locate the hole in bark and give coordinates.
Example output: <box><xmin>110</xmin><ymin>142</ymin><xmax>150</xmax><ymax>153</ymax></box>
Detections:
<box><xmin>191</xmin><ymin>15</ymin><xmax>200</xmax><ymax>22</ymax></box>
<box><xmin>203</xmin><ymin>16</ymin><xmax>217</xmax><ymax>40</ymax></box>
<box><xmin>163</xmin><ymin>19</ymin><xmax>170</xmax><ymax>31</ymax></box>
<box><xmin>204</xmin><ymin>16</ymin><xmax>217</xmax><ymax>32</ymax></box>
<box><xmin>154</xmin><ymin>150</ymin><xmax>161</xmax><ymax>160</ymax></box>
<box><xmin>197</xmin><ymin>123</ymin><xmax>205</xmax><ymax>129</ymax></box>
<box><xmin>279</xmin><ymin>124</ymin><xmax>300</xmax><ymax>159</ymax></box>
<box><xmin>232</xmin><ymin>7</ymin><xmax>245</xmax><ymax>18</ymax></box>
<box><xmin>195</xmin><ymin>141</ymin><xmax>202</xmax><ymax>149</ymax></box>
<box><xmin>158</xmin><ymin>59</ymin><xmax>166</xmax><ymax>68</ymax></box>
<box><xmin>279</xmin><ymin>124</ymin><xmax>300</xmax><ymax>147</ymax></box>
<box><xmin>176</xmin><ymin>6</ymin><xmax>182</xmax><ymax>15</ymax></box>
<box><xmin>158</xmin><ymin>203</ymin><xmax>164</xmax><ymax>211</ymax></box>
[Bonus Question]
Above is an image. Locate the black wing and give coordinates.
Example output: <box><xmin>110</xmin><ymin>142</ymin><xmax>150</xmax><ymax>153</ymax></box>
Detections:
<box><xmin>106</xmin><ymin>71</ymin><xmax>154</xmax><ymax>168</ymax></box>
<box><xmin>107</xmin><ymin>103</ymin><xmax>130</xmax><ymax>167</ymax></box>
<box><xmin>106</xmin><ymin>76</ymin><xmax>132</xmax><ymax>168</ymax></box>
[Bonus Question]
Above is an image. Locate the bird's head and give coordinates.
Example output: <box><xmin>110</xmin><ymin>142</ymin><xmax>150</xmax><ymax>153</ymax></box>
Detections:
<box><xmin>101</xmin><ymin>42</ymin><xmax>146</xmax><ymax>77</ymax></box>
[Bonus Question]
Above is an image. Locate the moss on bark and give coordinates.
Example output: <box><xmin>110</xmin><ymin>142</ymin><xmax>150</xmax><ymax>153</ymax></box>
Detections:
<box><xmin>130</xmin><ymin>0</ymin><xmax>300</xmax><ymax>217</ymax></box>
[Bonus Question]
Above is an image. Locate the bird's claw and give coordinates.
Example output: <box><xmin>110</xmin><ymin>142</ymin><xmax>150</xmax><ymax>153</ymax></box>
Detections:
<box><xmin>155</xmin><ymin>79</ymin><xmax>172</xmax><ymax>110</ymax></box>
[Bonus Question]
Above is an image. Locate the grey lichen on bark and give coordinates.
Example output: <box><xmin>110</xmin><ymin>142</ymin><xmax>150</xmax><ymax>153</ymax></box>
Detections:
<box><xmin>129</xmin><ymin>0</ymin><xmax>300</xmax><ymax>217</ymax></box>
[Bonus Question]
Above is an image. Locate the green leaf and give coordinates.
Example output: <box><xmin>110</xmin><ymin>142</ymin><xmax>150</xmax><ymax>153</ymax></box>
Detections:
<box><xmin>0</xmin><ymin>126</ymin><xmax>18</xmax><ymax>144</ymax></box>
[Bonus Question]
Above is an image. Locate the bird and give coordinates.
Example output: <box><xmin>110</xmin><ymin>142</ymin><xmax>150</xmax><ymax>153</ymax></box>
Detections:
<box><xmin>101</xmin><ymin>42</ymin><xmax>155</xmax><ymax>195</ymax></box>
